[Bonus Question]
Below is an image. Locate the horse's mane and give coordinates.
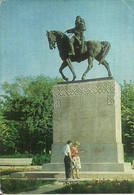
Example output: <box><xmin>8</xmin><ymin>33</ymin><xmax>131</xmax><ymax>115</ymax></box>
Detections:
<box><xmin>51</xmin><ymin>30</ymin><xmax>69</xmax><ymax>40</ymax></box>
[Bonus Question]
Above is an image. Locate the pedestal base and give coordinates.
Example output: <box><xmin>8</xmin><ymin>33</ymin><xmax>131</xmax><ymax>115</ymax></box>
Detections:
<box><xmin>11</xmin><ymin>169</ymin><xmax>134</xmax><ymax>180</ymax></box>
<box><xmin>50</xmin><ymin>142</ymin><xmax>124</xmax><ymax>164</ymax></box>
<box><xmin>42</xmin><ymin>162</ymin><xmax>132</xmax><ymax>172</ymax></box>
<box><xmin>45</xmin><ymin>78</ymin><xmax>132</xmax><ymax>173</ymax></box>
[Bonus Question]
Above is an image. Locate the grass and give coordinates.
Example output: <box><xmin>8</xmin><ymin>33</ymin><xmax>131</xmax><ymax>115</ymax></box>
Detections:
<box><xmin>46</xmin><ymin>179</ymin><xmax>134</xmax><ymax>194</ymax></box>
<box><xmin>0</xmin><ymin>166</ymin><xmax>54</xmax><ymax>194</ymax></box>
<box><xmin>1</xmin><ymin>164</ymin><xmax>134</xmax><ymax>194</ymax></box>
<box><xmin>0</xmin><ymin>165</ymin><xmax>54</xmax><ymax>194</ymax></box>
<box><xmin>1</xmin><ymin>178</ymin><xmax>55</xmax><ymax>194</ymax></box>
<box><xmin>0</xmin><ymin>165</ymin><xmax>41</xmax><ymax>176</ymax></box>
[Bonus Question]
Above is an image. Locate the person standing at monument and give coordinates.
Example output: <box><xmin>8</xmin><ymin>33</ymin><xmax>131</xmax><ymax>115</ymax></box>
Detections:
<box><xmin>66</xmin><ymin>15</ymin><xmax>86</xmax><ymax>56</ymax></box>
<box><xmin>71</xmin><ymin>141</ymin><xmax>84</xmax><ymax>179</ymax></box>
<box><xmin>61</xmin><ymin>140</ymin><xmax>73</xmax><ymax>180</ymax></box>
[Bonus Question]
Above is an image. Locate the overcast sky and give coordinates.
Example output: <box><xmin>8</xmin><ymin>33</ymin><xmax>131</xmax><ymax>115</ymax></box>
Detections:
<box><xmin>0</xmin><ymin>0</ymin><xmax>134</xmax><ymax>91</ymax></box>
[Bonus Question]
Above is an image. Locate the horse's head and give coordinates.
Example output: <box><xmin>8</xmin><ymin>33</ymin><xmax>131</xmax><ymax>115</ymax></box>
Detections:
<box><xmin>46</xmin><ymin>30</ymin><xmax>56</xmax><ymax>50</ymax></box>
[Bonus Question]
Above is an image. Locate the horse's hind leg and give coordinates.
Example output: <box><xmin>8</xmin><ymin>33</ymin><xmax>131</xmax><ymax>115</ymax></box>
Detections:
<box><xmin>59</xmin><ymin>61</ymin><xmax>69</xmax><ymax>81</ymax></box>
<box><xmin>101</xmin><ymin>60</ymin><xmax>112</xmax><ymax>77</ymax></box>
<box><xmin>81</xmin><ymin>56</ymin><xmax>93</xmax><ymax>80</ymax></box>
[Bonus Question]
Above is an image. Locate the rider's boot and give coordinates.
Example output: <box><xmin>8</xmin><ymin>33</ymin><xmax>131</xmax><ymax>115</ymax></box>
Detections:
<box><xmin>68</xmin><ymin>42</ymin><xmax>75</xmax><ymax>56</ymax></box>
<box><xmin>81</xmin><ymin>40</ymin><xmax>86</xmax><ymax>54</ymax></box>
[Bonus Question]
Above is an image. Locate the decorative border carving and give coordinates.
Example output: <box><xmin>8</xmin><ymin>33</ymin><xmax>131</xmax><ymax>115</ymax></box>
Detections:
<box><xmin>53</xmin><ymin>98</ymin><xmax>61</xmax><ymax>109</ymax></box>
<box><xmin>53</xmin><ymin>81</ymin><xmax>115</xmax><ymax>97</ymax></box>
<box><xmin>107</xmin><ymin>95</ymin><xmax>114</xmax><ymax>105</ymax></box>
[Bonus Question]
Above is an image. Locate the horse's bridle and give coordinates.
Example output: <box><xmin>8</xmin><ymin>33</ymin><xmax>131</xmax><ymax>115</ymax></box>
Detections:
<box><xmin>46</xmin><ymin>31</ymin><xmax>56</xmax><ymax>50</ymax></box>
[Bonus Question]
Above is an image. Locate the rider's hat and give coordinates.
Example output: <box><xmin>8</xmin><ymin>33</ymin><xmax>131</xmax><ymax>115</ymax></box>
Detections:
<box><xmin>76</xmin><ymin>15</ymin><xmax>81</xmax><ymax>19</ymax></box>
<box><xmin>75</xmin><ymin>16</ymin><xmax>81</xmax><ymax>24</ymax></box>
<box><xmin>80</xmin><ymin>18</ymin><xmax>85</xmax><ymax>23</ymax></box>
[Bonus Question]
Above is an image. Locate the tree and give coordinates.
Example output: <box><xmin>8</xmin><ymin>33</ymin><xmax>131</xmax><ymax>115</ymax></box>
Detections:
<box><xmin>0</xmin><ymin>115</ymin><xmax>20</xmax><ymax>154</ymax></box>
<box><xmin>121</xmin><ymin>81</ymin><xmax>134</xmax><ymax>156</ymax></box>
<box><xmin>0</xmin><ymin>75</ymin><xmax>62</xmax><ymax>154</ymax></box>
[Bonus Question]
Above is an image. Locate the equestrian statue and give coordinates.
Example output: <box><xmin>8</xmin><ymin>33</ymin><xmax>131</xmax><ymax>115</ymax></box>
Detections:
<box><xmin>46</xmin><ymin>16</ymin><xmax>112</xmax><ymax>81</ymax></box>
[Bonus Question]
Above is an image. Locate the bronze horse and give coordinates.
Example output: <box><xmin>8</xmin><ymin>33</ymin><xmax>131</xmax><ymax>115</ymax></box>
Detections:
<box><xmin>46</xmin><ymin>30</ymin><xmax>112</xmax><ymax>81</ymax></box>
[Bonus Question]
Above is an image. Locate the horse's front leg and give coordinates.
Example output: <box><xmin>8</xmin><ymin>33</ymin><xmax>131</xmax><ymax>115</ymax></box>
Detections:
<box><xmin>66</xmin><ymin>58</ymin><xmax>76</xmax><ymax>81</ymax></box>
<box><xmin>81</xmin><ymin>56</ymin><xmax>94</xmax><ymax>80</ymax></box>
<box><xmin>59</xmin><ymin>61</ymin><xmax>69</xmax><ymax>81</ymax></box>
<box><xmin>101</xmin><ymin>60</ymin><xmax>112</xmax><ymax>77</ymax></box>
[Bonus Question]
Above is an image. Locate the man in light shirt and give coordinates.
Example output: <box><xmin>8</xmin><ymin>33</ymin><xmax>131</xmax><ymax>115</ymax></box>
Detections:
<box><xmin>61</xmin><ymin>140</ymin><xmax>73</xmax><ymax>180</ymax></box>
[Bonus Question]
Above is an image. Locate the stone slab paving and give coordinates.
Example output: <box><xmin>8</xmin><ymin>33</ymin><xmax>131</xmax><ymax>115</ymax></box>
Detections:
<box><xmin>11</xmin><ymin>170</ymin><xmax>134</xmax><ymax>180</ymax></box>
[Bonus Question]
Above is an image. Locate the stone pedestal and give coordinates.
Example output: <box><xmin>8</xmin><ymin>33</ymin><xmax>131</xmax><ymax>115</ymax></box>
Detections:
<box><xmin>42</xmin><ymin>78</ymin><xmax>131</xmax><ymax>172</ymax></box>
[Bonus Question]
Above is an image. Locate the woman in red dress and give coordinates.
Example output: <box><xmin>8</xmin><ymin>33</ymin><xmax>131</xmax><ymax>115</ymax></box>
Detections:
<box><xmin>71</xmin><ymin>141</ymin><xmax>84</xmax><ymax>179</ymax></box>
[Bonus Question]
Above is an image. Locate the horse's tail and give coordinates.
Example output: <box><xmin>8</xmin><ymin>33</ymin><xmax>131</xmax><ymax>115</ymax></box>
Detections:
<box><xmin>96</xmin><ymin>41</ymin><xmax>111</xmax><ymax>64</ymax></box>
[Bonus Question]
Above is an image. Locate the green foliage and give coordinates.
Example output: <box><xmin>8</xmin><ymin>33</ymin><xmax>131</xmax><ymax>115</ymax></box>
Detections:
<box><xmin>1</xmin><ymin>178</ymin><xmax>54</xmax><ymax>194</ymax></box>
<box><xmin>0</xmin><ymin>153</ymin><xmax>50</xmax><ymax>165</ymax></box>
<box><xmin>52</xmin><ymin>180</ymin><xmax>134</xmax><ymax>194</ymax></box>
<box><xmin>0</xmin><ymin>152</ymin><xmax>33</xmax><ymax>158</ymax></box>
<box><xmin>32</xmin><ymin>153</ymin><xmax>50</xmax><ymax>165</ymax></box>
<box><xmin>124</xmin><ymin>154</ymin><xmax>134</xmax><ymax>163</ymax></box>
<box><xmin>0</xmin><ymin>116</ymin><xmax>19</xmax><ymax>154</ymax></box>
<box><xmin>0</xmin><ymin>75</ymin><xmax>62</xmax><ymax>155</ymax></box>
<box><xmin>121</xmin><ymin>81</ymin><xmax>134</xmax><ymax>156</ymax></box>
<box><xmin>0</xmin><ymin>76</ymin><xmax>134</xmax><ymax>159</ymax></box>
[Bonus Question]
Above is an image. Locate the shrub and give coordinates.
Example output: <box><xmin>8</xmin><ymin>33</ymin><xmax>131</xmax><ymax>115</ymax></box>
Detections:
<box><xmin>52</xmin><ymin>179</ymin><xmax>134</xmax><ymax>194</ymax></box>
<box><xmin>0</xmin><ymin>152</ymin><xmax>33</xmax><ymax>158</ymax></box>
<box><xmin>1</xmin><ymin>178</ymin><xmax>54</xmax><ymax>194</ymax></box>
<box><xmin>124</xmin><ymin>154</ymin><xmax>134</xmax><ymax>163</ymax></box>
<box><xmin>32</xmin><ymin>153</ymin><xmax>50</xmax><ymax>165</ymax></box>
<box><xmin>0</xmin><ymin>153</ymin><xmax>51</xmax><ymax>165</ymax></box>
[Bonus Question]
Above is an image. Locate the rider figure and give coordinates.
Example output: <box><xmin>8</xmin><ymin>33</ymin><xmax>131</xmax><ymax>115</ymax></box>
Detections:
<box><xmin>66</xmin><ymin>16</ymin><xmax>86</xmax><ymax>56</ymax></box>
